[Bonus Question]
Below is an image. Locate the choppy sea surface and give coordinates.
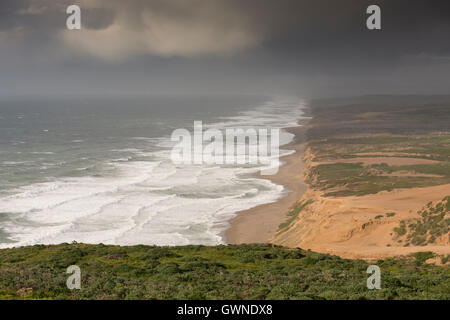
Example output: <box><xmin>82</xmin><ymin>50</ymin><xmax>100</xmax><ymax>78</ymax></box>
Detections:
<box><xmin>0</xmin><ymin>94</ymin><xmax>305</xmax><ymax>248</ymax></box>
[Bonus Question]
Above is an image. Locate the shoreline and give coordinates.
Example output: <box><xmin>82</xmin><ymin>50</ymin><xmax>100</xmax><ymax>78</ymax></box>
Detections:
<box><xmin>225</xmin><ymin>117</ymin><xmax>310</xmax><ymax>244</ymax></box>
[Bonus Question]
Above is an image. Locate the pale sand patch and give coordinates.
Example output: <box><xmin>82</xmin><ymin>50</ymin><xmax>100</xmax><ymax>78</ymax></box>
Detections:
<box><xmin>380</xmin><ymin>171</ymin><xmax>443</xmax><ymax>178</ymax></box>
<box><xmin>271</xmin><ymin>184</ymin><xmax>450</xmax><ymax>259</ymax></box>
<box><xmin>356</xmin><ymin>112</ymin><xmax>386</xmax><ymax>119</ymax></box>
<box><xmin>226</xmin><ymin>125</ymin><xmax>308</xmax><ymax>244</ymax></box>
<box><xmin>354</xmin><ymin>152</ymin><xmax>428</xmax><ymax>157</ymax></box>
<box><xmin>313</xmin><ymin>157</ymin><xmax>440</xmax><ymax>166</ymax></box>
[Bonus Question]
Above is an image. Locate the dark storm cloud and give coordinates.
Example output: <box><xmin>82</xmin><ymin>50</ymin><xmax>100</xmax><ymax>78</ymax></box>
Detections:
<box><xmin>0</xmin><ymin>0</ymin><xmax>115</xmax><ymax>32</ymax></box>
<box><xmin>82</xmin><ymin>7</ymin><xmax>115</xmax><ymax>30</ymax></box>
<box><xmin>2</xmin><ymin>0</ymin><xmax>450</xmax><ymax>58</ymax></box>
<box><xmin>1</xmin><ymin>0</ymin><xmax>450</xmax><ymax>96</ymax></box>
<box><xmin>0</xmin><ymin>0</ymin><xmax>62</xmax><ymax>32</ymax></box>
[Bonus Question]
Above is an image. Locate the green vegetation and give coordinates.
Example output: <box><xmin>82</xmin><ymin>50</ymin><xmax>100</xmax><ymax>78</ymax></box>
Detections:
<box><xmin>394</xmin><ymin>196</ymin><xmax>450</xmax><ymax>246</ymax></box>
<box><xmin>279</xmin><ymin>200</ymin><xmax>313</xmax><ymax>230</ymax></box>
<box><xmin>413</xmin><ymin>252</ymin><xmax>435</xmax><ymax>265</ymax></box>
<box><xmin>394</xmin><ymin>221</ymin><xmax>407</xmax><ymax>237</ymax></box>
<box><xmin>308</xmin><ymin>134</ymin><xmax>450</xmax><ymax>163</ymax></box>
<box><xmin>306</xmin><ymin>96</ymin><xmax>450</xmax><ymax>196</ymax></box>
<box><xmin>306</xmin><ymin>161</ymin><xmax>450</xmax><ymax>197</ymax></box>
<box><xmin>441</xmin><ymin>255</ymin><xmax>450</xmax><ymax>264</ymax></box>
<box><xmin>386</xmin><ymin>212</ymin><xmax>396</xmax><ymax>217</ymax></box>
<box><xmin>0</xmin><ymin>243</ymin><xmax>449</xmax><ymax>300</ymax></box>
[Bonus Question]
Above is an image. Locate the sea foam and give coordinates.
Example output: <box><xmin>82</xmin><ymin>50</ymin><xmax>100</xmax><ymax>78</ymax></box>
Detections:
<box><xmin>0</xmin><ymin>97</ymin><xmax>305</xmax><ymax>248</ymax></box>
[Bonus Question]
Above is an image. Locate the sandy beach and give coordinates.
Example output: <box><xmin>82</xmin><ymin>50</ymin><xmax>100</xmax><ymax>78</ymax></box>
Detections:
<box><xmin>226</xmin><ymin>118</ymin><xmax>310</xmax><ymax>244</ymax></box>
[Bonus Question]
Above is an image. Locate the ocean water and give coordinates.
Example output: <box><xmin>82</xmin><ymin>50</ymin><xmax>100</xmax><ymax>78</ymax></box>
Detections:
<box><xmin>0</xmin><ymin>94</ymin><xmax>305</xmax><ymax>248</ymax></box>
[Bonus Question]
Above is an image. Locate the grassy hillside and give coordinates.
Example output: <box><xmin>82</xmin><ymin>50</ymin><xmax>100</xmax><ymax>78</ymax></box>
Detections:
<box><xmin>0</xmin><ymin>243</ymin><xmax>449</xmax><ymax>300</ymax></box>
<box><xmin>305</xmin><ymin>96</ymin><xmax>450</xmax><ymax>197</ymax></box>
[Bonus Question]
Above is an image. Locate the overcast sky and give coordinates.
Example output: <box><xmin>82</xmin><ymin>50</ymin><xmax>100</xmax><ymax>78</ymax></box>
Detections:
<box><xmin>1</xmin><ymin>0</ymin><xmax>450</xmax><ymax>97</ymax></box>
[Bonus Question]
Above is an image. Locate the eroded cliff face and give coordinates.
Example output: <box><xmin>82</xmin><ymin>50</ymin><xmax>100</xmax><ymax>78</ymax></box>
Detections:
<box><xmin>271</xmin><ymin>150</ymin><xmax>450</xmax><ymax>260</ymax></box>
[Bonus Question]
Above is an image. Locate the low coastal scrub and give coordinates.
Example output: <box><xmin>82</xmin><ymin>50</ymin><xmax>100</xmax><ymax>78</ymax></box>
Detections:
<box><xmin>394</xmin><ymin>196</ymin><xmax>450</xmax><ymax>246</ymax></box>
<box><xmin>0</xmin><ymin>243</ymin><xmax>449</xmax><ymax>300</ymax></box>
<box><xmin>306</xmin><ymin>161</ymin><xmax>450</xmax><ymax>197</ymax></box>
<box><xmin>304</xmin><ymin>97</ymin><xmax>450</xmax><ymax>197</ymax></box>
